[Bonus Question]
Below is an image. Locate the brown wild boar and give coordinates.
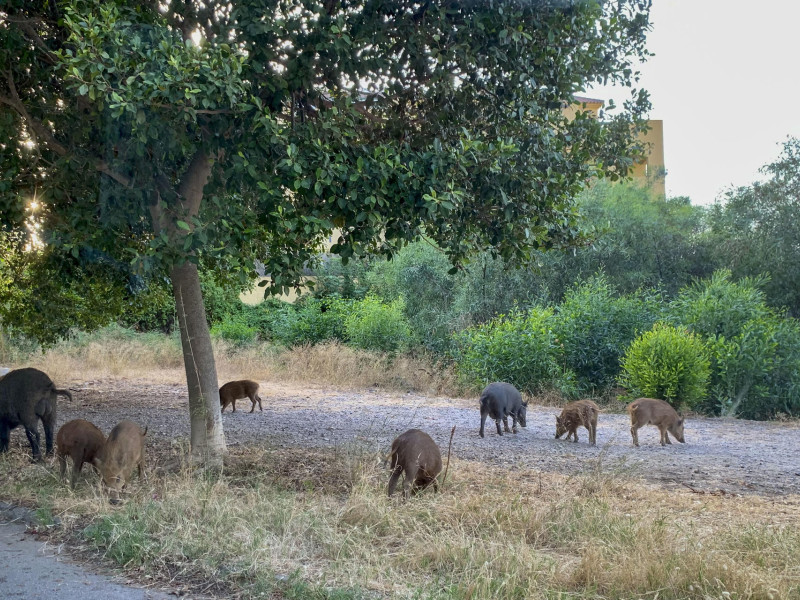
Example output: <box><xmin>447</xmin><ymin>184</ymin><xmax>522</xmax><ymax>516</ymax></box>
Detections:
<box><xmin>0</xmin><ymin>367</ymin><xmax>72</xmax><ymax>461</ymax></box>
<box><xmin>56</xmin><ymin>419</ymin><xmax>106</xmax><ymax>489</ymax></box>
<box><xmin>219</xmin><ymin>380</ymin><xmax>263</xmax><ymax>413</ymax></box>
<box><xmin>627</xmin><ymin>397</ymin><xmax>685</xmax><ymax>447</ymax></box>
<box><xmin>555</xmin><ymin>399</ymin><xmax>599</xmax><ymax>445</ymax></box>
<box><xmin>387</xmin><ymin>429</ymin><xmax>443</xmax><ymax>500</ymax></box>
<box><xmin>95</xmin><ymin>420</ymin><xmax>147</xmax><ymax>504</ymax></box>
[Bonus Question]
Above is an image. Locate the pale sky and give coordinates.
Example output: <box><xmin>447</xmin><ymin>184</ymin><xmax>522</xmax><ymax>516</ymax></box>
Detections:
<box><xmin>588</xmin><ymin>1</ymin><xmax>800</xmax><ymax>205</ymax></box>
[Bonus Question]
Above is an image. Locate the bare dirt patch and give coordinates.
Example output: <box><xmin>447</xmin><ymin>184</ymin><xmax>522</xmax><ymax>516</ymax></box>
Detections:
<box><xmin>23</xmin><ymin>377</ymin><xmax>796</xmax><ymax>497</ymax></box>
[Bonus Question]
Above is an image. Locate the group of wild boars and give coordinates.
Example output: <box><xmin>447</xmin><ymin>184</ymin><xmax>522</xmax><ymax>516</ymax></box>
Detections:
<box><xmin>555</xmin><ymin>399</ymin><xmax>600</xmax><ymax>445</ymax></box>
<box><xmin>219</xmin><ymin>379</ymin><xmax>263</xmax><ymax>413</ymax></box>
<box><xmin>56</xmin><ymin>418</ymin><xmax>147</xmax><ymax>502</ymax></box>
<box><xmin>0</xmin><ymin>367</ymin><xmax>72</xmax><ymax>461</ymax></box>
<box><xmin>627</xmin><ymin>397</ymin><xmax>685</xmax><ymax>447</ymax></box>
<box><xmin>479</xmin><ymin>382</ymin><xmax>528</xmax><ymax>438</ymax></box>
<box><xmin>477</xmin><ymin>381</ymin><xmax>686</xmax><ymax>448</ymax></box>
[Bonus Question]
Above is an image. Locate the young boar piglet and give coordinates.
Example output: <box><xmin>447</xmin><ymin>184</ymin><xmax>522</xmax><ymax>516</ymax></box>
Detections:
<box><xmin>56</xmin><ymin>419</ymin><xmax>106</xmax><ymax>489</ymax></box>
<box><xmin>479</xmin><ymin>382</ymin><xmax>527</xmax><ymax>438</ymax></box>
<box><xmin>0</xmin><ymin>367</ymin><xmax>72</xmax><ymax>461</ymax></box>
<box><xmin>627</xmin><ymin>397</ymin><xmax>685</xmax><ymax>447</ymax></box>
<box><xmin>95</xmin><ymin>420</ymin><xmax>147</xmax><ymax>504</ymax></box>
<box><xmin>219</xmin><ymin>380</ymin><xmax>263</xmax><ymax>413</ymax></box>
<box><xmin>387</xmin><ymin>429</ymin><xmax>443</xmax><ymax>500</ymax></box>
<box><xmin>555</xmin><ymin>399</ymin><xmax>599</xmax><ymax>445</ymax></box>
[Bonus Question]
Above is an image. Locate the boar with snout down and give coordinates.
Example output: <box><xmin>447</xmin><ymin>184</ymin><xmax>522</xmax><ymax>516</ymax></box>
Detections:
<box><xmin>95</xmin><ymin>420</ymin><xmax>147</xmax><ymax>504</ymax></box>
<box><xmin>219</xmin><ymin>380</ymin><xmax>263</xmax><ymax>413</ymax></box>
<box><xmin>555</xmin><ymin>399</ymin><xmax>599</xmax><ymax>445</ymax></box>
<box><xmin>0</xmin><ymin>367</ymin><xmax>72</xmax><ymax>461</ymax></box>
<box><xmin>387</xmin><ymin>429</ymin><xmax>443</xmax><ymax>499</ymax></box>
<box><xmin>56</xmin><ymin>419</ymin><xmax>106</xmax><ymax>489</ymax></box>
<box><xmin>627</xmin><ymin>397</ymin><xmax>685</xmax><ymax>447</ymax></box>
<box><xmin>479</xmin><ymin>382</ymin><xmax>527</xmax><ymax>438</ymax></box>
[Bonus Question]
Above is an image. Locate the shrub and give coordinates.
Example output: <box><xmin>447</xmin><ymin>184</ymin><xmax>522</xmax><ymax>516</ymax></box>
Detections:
<box><xmin>344</xmin><ymin>296</ymin><xmax>413</xmax><ymax>353</ymax></box>
<box><xmin>210</xmin><ymin>316</ymin><xmax>257</xmax><ymax>347</ymax></box>
<box><xmin>619</xmin><ymin>323</ymin><xmax>711</xmax><ymax>410</ymax></box>
<box><xmin>453</xmin><ymin>307</ymin><xmax>574</xmax><ymax>395</ymax></box>
<box><xmin>553</xmin><ymin>275</ymin><xmax>660</xmax><ymax>393</ymax></box>
<box><xmin>270</xmin><ymin>297</ymin><xmax>352</xmax><ymax>347</ymax></box>
<box><xmin>669</xmin><ymin>271</ymin><xmax>800</xmax><ymax>419</ymax></box>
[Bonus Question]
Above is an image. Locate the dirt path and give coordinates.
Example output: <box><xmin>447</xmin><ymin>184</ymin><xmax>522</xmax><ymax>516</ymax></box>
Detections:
<box><xmin>39</xmin><ymin>378</ymin><xmax>800</xmax><ymax>497</ymax></box>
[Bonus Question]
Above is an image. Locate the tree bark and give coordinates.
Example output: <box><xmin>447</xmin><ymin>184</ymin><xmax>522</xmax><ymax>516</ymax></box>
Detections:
<box><xmin>171</xmin><ymin>260</ymin><xmax>226</xmax><ymax>467</ymax></box>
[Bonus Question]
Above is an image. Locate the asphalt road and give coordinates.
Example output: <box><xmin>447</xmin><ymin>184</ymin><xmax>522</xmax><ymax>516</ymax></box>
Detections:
<box><xmin>0</xmin><ymin>520</ymin><xmax>173</xmax><ymax>600</ymax></box>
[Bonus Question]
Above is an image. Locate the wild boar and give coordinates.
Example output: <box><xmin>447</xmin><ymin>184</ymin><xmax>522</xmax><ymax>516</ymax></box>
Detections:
<box><xmin>95</xmin><ymin>420</ymin><xmax>147</xmax><ymax>504</ymax></box>
<box><xmin>0</xmin><ymin>367</ymin><xmax>72</xmax><ymax>461</ymax></box>
<box><xmin>555</xmin><ymin>399</ymin><xmax>599</xmax><ymax>445</ymax></box>
<box><xmin>479</xmin><ymin>382</ymin><xmax>527</xmax><ymax>438</ymax></box>
<box><xmin>219</xmin><ymin>380</ymin><xmax>263</xmax><ymax>413</ymax></box>
<box><xmin>627</xmin><ymin>397</ymin><xmax>685</xmax><ymax>447</ymax></box>
<box><xmin>56</xmin><ymin>419</ymin><xmax>106</xmax><ymax>489</ymax></box>
<box><xmin>387</xmin><ymin>429</ymin><xmax>443</xmax><ymax>499</ymax></box>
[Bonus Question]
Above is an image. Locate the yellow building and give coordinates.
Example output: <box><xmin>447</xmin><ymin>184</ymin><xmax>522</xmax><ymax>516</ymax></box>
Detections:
<box><xmin>570</xmin><ymin>95</ymin><xmax>666</xmax><ymax>196</ymax></box>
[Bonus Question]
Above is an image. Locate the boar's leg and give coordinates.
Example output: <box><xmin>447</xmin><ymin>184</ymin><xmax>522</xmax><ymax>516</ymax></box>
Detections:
<box><xmin>510</xmin><ymin>414</ymin><xmax>518</xmax><ymax>434</ymax></box>
<box><xmin>502</xmin><ymin>416</ymin><xmax>512</xmax><ymax>433</ymax></box>
<box><xmin>402</xmin><ymin>466</ymin><xmax>418</xmax><ymax>500</ymax></box>
<box><xmin>630</xmin><ymin>424</ymin><xmax>640</xmax><ymax>447</ymax></box>
<box><xmin>71</xmin><ymin>456</ymin><xmax>84</xmax><ymax>489</ymax></box>
<box><xmin>256</xmin><ymin>394</ymin><xmax>263</xmax><ymax>411</ymax></box>
<box><xmin>231</xmin><ymin>398</ymin><xmax>237</xmax><ymax>412</ymax></box>
<box><xmin>23</xmin><ymin>423</ymin><xmax>42</xmax><ymax>461</ymax></box>
<box><xmin>495</xmin><ymin>418</ymin><xmax>503</xmax><ymax>436</ymax></box>
<box><xmin>138</xmin><ymin>453</ymin><xmax>148</xmax><ymax>482</ymax></box>
<box><xmin>58</xmin><ymin>453</ymin><xmax>68</xmax><ymax>482</ymax></box>
<box><xmin>248</xmin><ymin>394</ymin><xmax>257</xmax><ymax>413</ymax></box>
<box><xmin>387</xmin><ymin>465</ymin><xmax>402</xmax><ymax>496</ymax></box>
<box><xmin>479</xmin><ymin>410</ymin><xmax>488</xmax><ymax>438</ymax></box>
<box><xmin>42</xmin><ymin>413</ymin><xmax>56</xmax><ymax>457</ymax></box>
<box><xmin>572</xmin><ymin>429</ymin><xmax>579</xmax><ymax>443</ymax></box>
<box><xmin>0</xmin><ymin>423</ymin><xmax>10</xmax><ymax>452</ymax></box>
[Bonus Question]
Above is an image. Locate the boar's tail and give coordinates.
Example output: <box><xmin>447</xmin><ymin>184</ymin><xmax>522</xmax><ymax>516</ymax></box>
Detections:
<box><xmin>479</xmin><ymin>392</ymin><xmax>489</xmax><ymax>410</ymax></box>
<box><xmin>54</xmin><ymin>388</ymin><xmax>73</xmax><ymax>402</ymax></box>
<box><xmin>142</xmin><ymin>426</ymin><xmax>148</xmax><ymax>437</ymax></box>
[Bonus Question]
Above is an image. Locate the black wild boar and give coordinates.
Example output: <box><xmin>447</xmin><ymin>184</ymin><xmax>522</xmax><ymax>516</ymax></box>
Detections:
<box><xmin>387</xmin><ymin>429</ymin><xmax>443</xmax><ymax>499</ymax></box>
<box><xmin>95</xmin><ymin>420</ymin><xmax>147</xmax><ymax>504</ymax></box>
<box><xmin>627</xmin><ymin>397</ymin><xmax>685</xmax><ymax>447</ymax></box>
<box><xmin>219</xmin><ymin>380</ymin><xmax>263</xmax><ymax>413</ymax></box>
<box><xmin>56</xmin><ymin>419</ymin><xmax>106</xmax><ymax>489</ymax></box>
<box><xmin>0</xmin><ymin>367</ymin><xmax>72</xmax><ymax>461</ymax></box>
<box><xmin>479</xmin><ymin>382</ymin><xmax>527</xmax><ymax>438</ymax></box>
<box><xmin>555</xmin><ymin>399</ymin><xmax>600</xmax><ymax>445</ymax></box>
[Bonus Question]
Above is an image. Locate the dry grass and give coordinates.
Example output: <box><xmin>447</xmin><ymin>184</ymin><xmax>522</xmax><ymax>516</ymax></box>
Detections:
<box><xmin>1</xmin><ymin>440</ymin><xmax>798</xmax><ymax>600</ymax></box>
<box><xmin>3</xmin><ymin>327</ymin><xmax>464</xmax><ymax>397</ymax></box>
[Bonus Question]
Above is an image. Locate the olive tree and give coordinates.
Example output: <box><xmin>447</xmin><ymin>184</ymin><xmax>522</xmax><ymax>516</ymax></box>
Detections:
<box><xmin>0</xmin><ymin>0</ymin><xmax>652</xmax><ymax>466</ymax></box>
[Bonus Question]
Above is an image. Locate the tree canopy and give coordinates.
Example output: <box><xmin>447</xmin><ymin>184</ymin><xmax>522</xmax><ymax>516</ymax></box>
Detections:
<box><xmin>0</xmin><ymin>0</ymin><xmax>653</xmax><ymax>465</ymax></box>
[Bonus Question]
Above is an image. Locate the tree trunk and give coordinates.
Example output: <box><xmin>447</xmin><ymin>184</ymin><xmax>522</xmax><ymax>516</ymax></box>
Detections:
<box><xmin>171</xmin><ymin>260</ymin><xmax>226</xmax><ymax>467</ymax></box>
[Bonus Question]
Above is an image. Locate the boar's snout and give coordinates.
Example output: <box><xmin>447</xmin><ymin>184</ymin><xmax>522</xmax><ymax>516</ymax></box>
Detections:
<box><xmin>555</xmin><ymin>416</ymin><xmax>566</xmax><ymax>439</ymax></box>
<box><xmin>518</xmin><ymin>403</ymin><xmax>528</xmax><ymax>427</ymax></box>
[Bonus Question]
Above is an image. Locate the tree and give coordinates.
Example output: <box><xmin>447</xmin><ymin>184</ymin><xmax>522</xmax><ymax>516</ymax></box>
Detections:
<box><xmin>0</xmin><ymin>0</ymin><xmax>653</xmax><ymax>466</ymax></box>
<box><xmin>705</xmin><ymin>137</ymin><xmax>800</xmax><ymax>316</ymax></box>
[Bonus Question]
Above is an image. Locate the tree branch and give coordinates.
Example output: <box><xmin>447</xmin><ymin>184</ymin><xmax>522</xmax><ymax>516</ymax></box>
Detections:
<box><xmin>2</xmin><ymin>70</ymin><xmax>134</xmax><ymax>188</ymax></box>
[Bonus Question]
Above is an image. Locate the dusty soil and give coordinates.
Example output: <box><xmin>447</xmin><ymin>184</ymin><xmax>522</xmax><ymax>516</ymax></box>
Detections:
<box><xmin>18</xmin><ymin>378</ymin><xmax>800</xmax><ymax>496</ymax></box>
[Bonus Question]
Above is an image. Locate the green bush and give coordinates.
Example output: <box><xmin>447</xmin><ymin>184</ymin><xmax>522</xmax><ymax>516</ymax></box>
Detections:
<box><xmin>619</xmin><ymin>323</ymin><xmax>711</xmax><ymax>410</ymax></box>
<box><xmin>270</xmin><ymin>297</ymin><xmax>352</xmax><ymax>347</ymax></box>
<box><xmin>120</xmin><ymin>279</ymin><xmax>176</xmax><ymax>333</ymax></box>
<box><xmin>669</xmin><ymin>271</ymin><xmax>800</xmax><ymax>419</ymax></box>
<box><xmin>553</xmin><ymin>275</ymin><xmax>660</xmax><ymax>393</ymax></box>
<box><xmin>453</xmin><ymin>308</ymin><xmax>574</xmax><ymax>395</ymax></box>
<box><xmin>344</xmin><ymin>296</ymin><xmax>412</xmax><ymax>353</ymax></box>
<box><xmin>210</xmin><ymin>316</ymin><xmax>257</xmax><ymax>347</ymax></box>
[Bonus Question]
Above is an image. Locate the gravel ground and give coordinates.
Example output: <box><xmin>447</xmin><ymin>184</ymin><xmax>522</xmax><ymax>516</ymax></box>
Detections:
<box><xmin>29</xmin><ymin>378</ymin><xmax>797</xmax><ymax>497</ymax></box>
